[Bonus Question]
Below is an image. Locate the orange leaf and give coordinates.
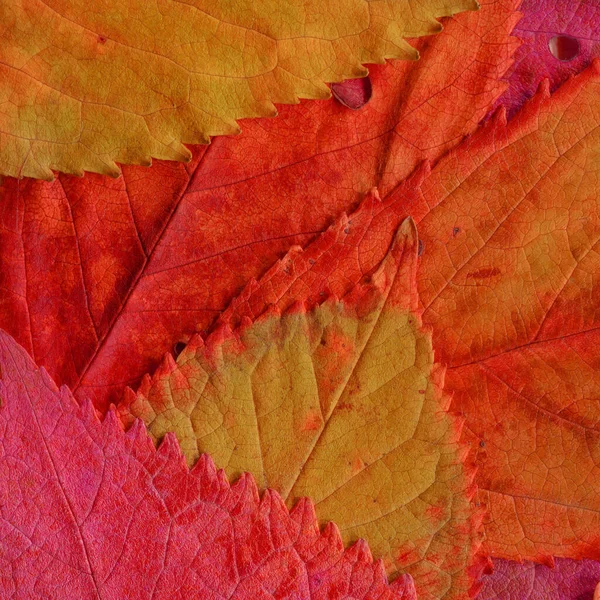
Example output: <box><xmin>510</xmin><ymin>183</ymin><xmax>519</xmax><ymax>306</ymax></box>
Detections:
<box><xmin>415</xmin><ymin>63</ymin><xmax>600</xmax><ymax>564</ymax></box>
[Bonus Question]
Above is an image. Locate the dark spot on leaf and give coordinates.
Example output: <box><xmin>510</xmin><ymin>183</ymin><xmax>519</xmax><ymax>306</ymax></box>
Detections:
<box><xmin>549</xmin><ymin>35</ymin><xmax>580</xmax><ymax>61</ymax></box>
<box><xmin>344</xmin><ymin>228</ymin><xmax>350</xmax><ymax>234</ymax></box>
<box><xmin>331</xmin><ymin>76</ymin><xmax>373</xmax><ymax>110</ymax></box>
<box><xmin>466</xmin><ymin>267</ymin><xmax>501</xmax><ymax>279</ymax></box>
<box><xmin>480</xmin><ymin>440</ymin><xmax>486</xmax><ymax>448</ymax></box>
<box><xmin>418</xmin><ymin>239</ymin><xmax>424</xmax><ymax>256</ymax></box>
<box><xmin>453</xmin><ymin>227</ymin><xmax>460</xmax><ymax>236</ymax></box>
<box><xmin>173</xmin><ymin>341</ymin><xmax>186</xmax><ymax>358</ymax></box>
<box><xmin>97</xmin><ymin>35</ymin><xmax>107</xmax><ymax>44</ymax></box>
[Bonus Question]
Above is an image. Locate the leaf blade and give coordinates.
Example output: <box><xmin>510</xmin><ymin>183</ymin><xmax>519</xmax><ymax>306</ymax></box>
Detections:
<box><xmin>0</xmin><ymin>0</ymin><xmax>519</xmax><ymax>410</ymax></box>
<box><xmin>0</xmin><ymin>327</ymin><xmax>417</xmax><ymax>600</ymax></box>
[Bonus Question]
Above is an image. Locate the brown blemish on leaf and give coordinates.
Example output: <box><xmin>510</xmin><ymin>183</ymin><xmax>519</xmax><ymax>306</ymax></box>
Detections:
<box><xmin>466</xmin><ymin>267</ymin><xmax>501</xmax><ymax>279</ymax></box>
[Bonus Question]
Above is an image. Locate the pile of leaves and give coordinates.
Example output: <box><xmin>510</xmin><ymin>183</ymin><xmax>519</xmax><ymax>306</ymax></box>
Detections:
<box><xmin>1</xmin><ymin>0</ymin><xmax>600</xmax><ymax>598</ymax></box>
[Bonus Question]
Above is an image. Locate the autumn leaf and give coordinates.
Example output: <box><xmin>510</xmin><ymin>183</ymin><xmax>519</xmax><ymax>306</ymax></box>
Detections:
<box><xmin>298</xmin><ymin>62</ymin><xmax>600</xmax><ymax>563</ymax></box>
<box><xmin>477</xmin><ymin>558</ymin><xmax>600</xmax><ymax>599</ymax></box>
<box><xmin>0</xmin><ymin>0</ymin><xmax>520</xmax><ymax>412</ymax></box>
<box><xmin>496</xmin><ymin>0</ymin><xmax>600</xmax><ymax>116</ymax></box>
<box><xmin>119</xmin><ymin>219</ymin><xmax>481</xmax><ymax>600</ymax></box>
<box><xmin>146</xmin><ymin>61</ymin><xmax>600</xmax><ymax>564</ymax></box>
<box><xmin>0</xmin><ymin>328</ymin><xmax>418</xmax><ymax>600</ymax></box>
<box><xmin>0</xmin><ymin>0</ymin><xmax>480</xmax><ymax>180</ymax></box>
<box><xmin>3</xmin><ymin>0</ymin><xmax>600</xmax><ymax>596</ymax></box>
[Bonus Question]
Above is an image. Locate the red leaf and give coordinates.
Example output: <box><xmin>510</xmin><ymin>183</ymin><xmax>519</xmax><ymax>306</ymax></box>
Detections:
<box><xmin>0</xmin><ymin>0</ymin><xmax>520</xmax><ymax>411</ymax></box>
<box><xmin>497</xmin><ymin>0</ymin><xmax>600</xmax><ymax>116</ymax></box>
<box><xmin>0</xmin><ymin>329</ymin><xmax>417</xmax><ymax>600</ymax></box>
<box><xmin>477</xmin><ymin>558</ymin><xmax>600</xmax><ymax>600</ymax></box>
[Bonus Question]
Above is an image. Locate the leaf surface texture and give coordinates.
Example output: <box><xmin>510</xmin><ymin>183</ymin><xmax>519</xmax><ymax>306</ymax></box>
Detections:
<box><xmin>0</xmin><ymin>0</ymin><xmax>520</xmax><ymax>410</ymax></box>
<box><xmin>150</xmin><ymin>61</ymin><xmax>600</xmax><ymax>564</ymax></box>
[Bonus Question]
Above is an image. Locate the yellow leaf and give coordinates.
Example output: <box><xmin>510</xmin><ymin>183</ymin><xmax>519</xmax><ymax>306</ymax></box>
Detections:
<box><xmin>1</xmin><ymin>0</ymin><xmax>478</xmax><ymax>180</ymax></box>
<box><xmin>120</xmin><ymin>218</ymin><xmax>480</xmax><ymax>599</ymax></box>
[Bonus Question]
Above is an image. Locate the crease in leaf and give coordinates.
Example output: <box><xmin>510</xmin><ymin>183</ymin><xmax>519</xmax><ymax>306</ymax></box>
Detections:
<box><xmin>0</xmin><ymin>326</ymin><xmax>418</xmax><ymax>600</ymax></box>
<box><xmin>0</xmin><ymin>0</ymin><xmax>479</xmax><ymax>180</ymax></box>
<box><xmin>119</xmin><ymin>218</ymin><xmax>482</xmax><ymax>600</ymax></box>
<box><xmin>331</xmin><ymin>77</ymin><xmax>373</xmax><ymax>109</ymax></box>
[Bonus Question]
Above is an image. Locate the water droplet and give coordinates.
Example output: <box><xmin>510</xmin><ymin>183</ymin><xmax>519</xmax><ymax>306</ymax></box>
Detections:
<box><xmin>549</xmin><ymin>35</ymin><xmax>580</xmax><ymax>61</ymax></box>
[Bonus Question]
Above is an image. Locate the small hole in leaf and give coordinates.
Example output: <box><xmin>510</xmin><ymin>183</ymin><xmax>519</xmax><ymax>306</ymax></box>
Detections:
<box><xmin>549</xmin><ymin>35</ymin><xmax>580</xmax><ymax>61</ymax></box>
<box><xmin>479</xmin><ymin>440</ymin><xmax>486</xmax><ymax>448</ymax></box>
<box><xmin>173</xmin><ymin>341</ymin><xmax>186</xmax><ymax>358</ymax></box>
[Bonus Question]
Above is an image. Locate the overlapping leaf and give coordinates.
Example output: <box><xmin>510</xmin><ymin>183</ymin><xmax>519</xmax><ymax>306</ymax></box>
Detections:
<box><xmin>0</xmin><ymin>0</ymin><xmax>479</xmax><ymax>179</ymax></box>
<box><xmin>120</xmin><ymin>220</ymin><xmax>481</xmax><ymax>600</ymax></box>
<box><xmin>415</xmin><ymin>64</ymin><xmax>600</xmax><ymax>563</ymax></box>
<box><xmin>0</xmin><ymin>328</ymin><xmax>418</xmax><ymax>600</ymax></box>
<box><xmin>0</xmin><ymin>0</ymin><xmax>520</xmax><ymax>412</ymax></box>
<box><xmin>2</xmin><ymin>0</ymin><xmax>600</xmax><ymax>597</ymax></box>
<box><xmin>136</xmin><ymin>61</ymin><xmax>600</xmax><ymax>563</ymax></box>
